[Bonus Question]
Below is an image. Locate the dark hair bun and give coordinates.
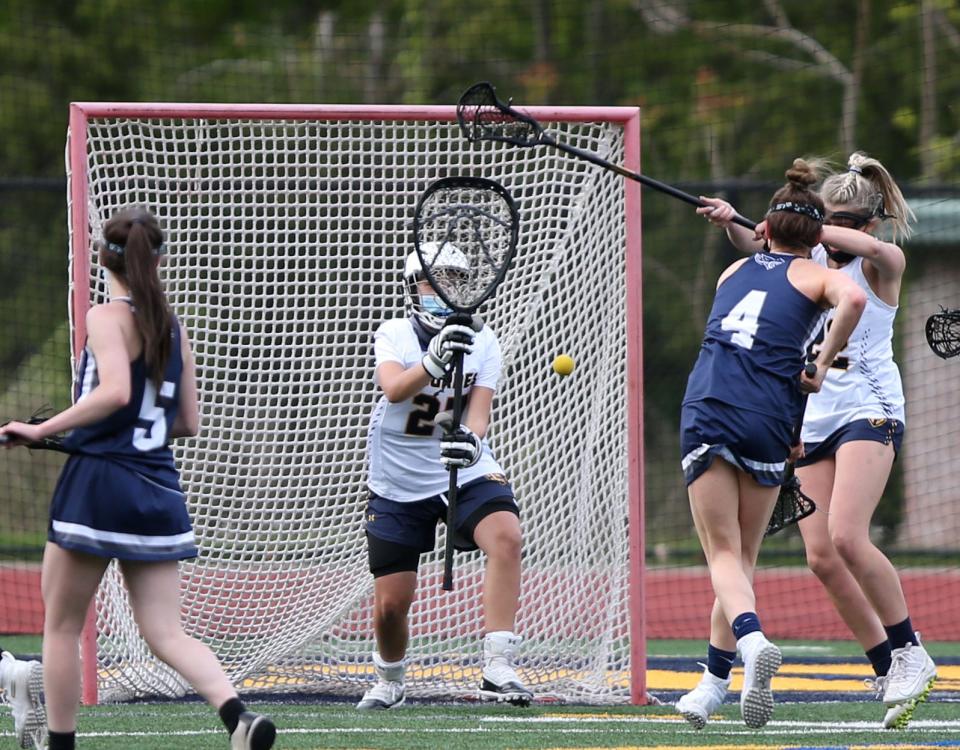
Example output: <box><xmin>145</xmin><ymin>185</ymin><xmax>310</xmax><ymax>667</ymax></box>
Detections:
<box><xmin>785</xmin><ymin>158</ymin><xmax>817</xmax><ymax>188</ymax></box>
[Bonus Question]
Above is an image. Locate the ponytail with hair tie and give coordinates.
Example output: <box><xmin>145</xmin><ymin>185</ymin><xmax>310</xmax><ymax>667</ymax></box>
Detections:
<box><xmin>99</xmin><ymin>207</ymin><xmax>172</xmax><ymax>385</ymax></box>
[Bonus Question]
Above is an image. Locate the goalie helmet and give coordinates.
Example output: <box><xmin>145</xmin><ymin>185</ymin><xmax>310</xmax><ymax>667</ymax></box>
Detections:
<box><xmin>403</xmin><ymin>242</ymin><xmax>470</xmax><ymax>332</ymax></box>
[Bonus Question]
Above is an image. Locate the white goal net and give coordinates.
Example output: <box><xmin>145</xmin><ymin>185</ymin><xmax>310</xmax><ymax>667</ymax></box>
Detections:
<box><xmin>66</xmin><ymin>103</ymin><xmax>644</xmax><ymax>704</ymax></box>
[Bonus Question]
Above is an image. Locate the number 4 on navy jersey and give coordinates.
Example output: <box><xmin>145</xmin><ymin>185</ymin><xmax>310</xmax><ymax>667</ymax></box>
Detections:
<box><xmin>721</xmin><ymin>290</ymin><xmax>768</xmax><ymax>349</ymax></box>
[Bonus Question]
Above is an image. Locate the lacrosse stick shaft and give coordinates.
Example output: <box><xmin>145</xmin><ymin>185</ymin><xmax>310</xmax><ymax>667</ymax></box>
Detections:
<box><xmin>783</xmin><ymin>363</ymin><xmax>818</xmax><ymax>480</ymax></box>
<box><xmin>442</xmin><ymin>349</ymin><xmax>467</xmax><ymax>591</ymax></box>
<box><xmin>546</xmin><ymin>136</ymin><xmax>757</xmax><ymax>230</ymax></box>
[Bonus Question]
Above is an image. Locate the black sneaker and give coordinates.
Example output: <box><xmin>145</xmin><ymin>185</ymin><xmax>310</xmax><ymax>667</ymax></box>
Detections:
<box><xmin>230</xmin><ymin>711</ymin><xmax>276</xmax><ymax>750</ymax></box>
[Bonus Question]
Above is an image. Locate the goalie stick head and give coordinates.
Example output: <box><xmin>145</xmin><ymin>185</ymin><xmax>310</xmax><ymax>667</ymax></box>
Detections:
<box><xmin>403</xmin><ymin>242</ymin><xmax>470</xmax><ymax>333</ymax></box>
<box><xmin>412</xmin><ymin>176</ymin><xmax>519</xmax><ymax>314</ymax></box>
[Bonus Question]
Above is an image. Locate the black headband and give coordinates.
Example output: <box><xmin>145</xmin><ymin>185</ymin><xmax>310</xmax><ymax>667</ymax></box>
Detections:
<box><xmin>767</xmin><ymin>201</ymin><xmax>824</xmax><ymax>223</ymax></box>
<box><xmin>102</xmin><ymin>240</ymin><xmax>167</xmax><ymax>256</ymax></box>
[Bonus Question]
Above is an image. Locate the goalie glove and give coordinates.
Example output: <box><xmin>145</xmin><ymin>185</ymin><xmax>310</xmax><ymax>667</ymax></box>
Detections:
<box><xmin>435</xmin><ymin>411</ymin><xmax>483</xmax><ymax>468</ymax></box>
<box><xmin>421</xmin><ymin>323</ymin><xmax>477</xmax><ymax>379</ymax></box>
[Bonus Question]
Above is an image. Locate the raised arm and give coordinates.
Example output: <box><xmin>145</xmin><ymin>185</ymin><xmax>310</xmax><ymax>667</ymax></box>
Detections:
<box><xmin>821</xmin><ymin>223</ymin><xmax>905</xmax><ymax>304</ymax></box>
<box><xmin>376</xmin><ymin>359</ymin><xmax>434</xmax><ymax>403</ymax></box>
<box><xmin>697</xmin><ymin>196</ymin><xmax>764</xmax><ymax>253</ymax></box>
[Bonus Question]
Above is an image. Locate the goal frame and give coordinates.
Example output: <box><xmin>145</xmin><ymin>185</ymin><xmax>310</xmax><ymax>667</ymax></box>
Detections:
<box><xmin>66</xmin><ymin>101</ymin><xmax>646</xmax><ymax>706</ymax></box>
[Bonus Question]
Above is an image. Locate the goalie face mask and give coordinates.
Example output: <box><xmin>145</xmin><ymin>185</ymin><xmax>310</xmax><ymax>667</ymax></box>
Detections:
<box><xmin>403</xmin><ymin>243</ymin><xmax>470</xmax><ymax>332</ymax></box>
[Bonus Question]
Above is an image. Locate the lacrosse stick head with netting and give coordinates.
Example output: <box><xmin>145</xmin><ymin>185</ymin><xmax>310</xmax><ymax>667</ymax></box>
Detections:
<box><xmin>456</xmin><ymin>81</ymin><xmax>548</xmax><ymax>148</ymax></box>
<box><xmin>412</xmin><ymin>176</ymin><xmax>519</xmax><ymax>315</ymax></box>
<box><xmin>0</xmin><ymin>407</ymin><xmax>69</xmax><ymax>452</ymax></box>
<box><xmin>765</xmin><ymin>473</ymin><xmax>817</xmax><ymax>537</ymax></box>
<box><xmin>925</xmin><ymin>307</ymin><xmax>960</xmax><ymax>359</ymax></box>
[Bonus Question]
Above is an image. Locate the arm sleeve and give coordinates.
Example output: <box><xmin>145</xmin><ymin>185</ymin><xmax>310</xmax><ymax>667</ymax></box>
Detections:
<box><xmin>474</xmin><ymin>330</ymin><xmax>502</xmax><ymax>390</ymax></box>
<box><xmin>373</xmin><ymin>321</ymin><xmax>408</xmax><ymax>388</ymax></box>
<box><xmin>374</xmin><ymin>324</ymin><xmax>405</xmax><ymax>368</ymax></box>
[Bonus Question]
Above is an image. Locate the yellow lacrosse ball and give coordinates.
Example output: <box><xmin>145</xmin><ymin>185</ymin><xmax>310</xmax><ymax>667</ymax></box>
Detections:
<box><xmin>552</xmin><ymin>354</ymin><xmax>575</xmax><ymax>377</ymax></box>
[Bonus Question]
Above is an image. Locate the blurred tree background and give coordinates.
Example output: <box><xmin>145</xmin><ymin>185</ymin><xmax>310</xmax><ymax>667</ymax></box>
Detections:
<box><xmin>1</xmin><ymin>0</ymin><xmax>958</xmax><ymax>635</ymax></box>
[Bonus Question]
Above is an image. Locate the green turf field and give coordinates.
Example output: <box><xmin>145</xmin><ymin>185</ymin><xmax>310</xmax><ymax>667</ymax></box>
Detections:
<box><xmin>0</xmin><ymin>638</ymin><xmax>955</xmax><ymax>749</ymax></box>
<box><xmin>1</xmin><ymin>700</ymin><xmax>958</xmax><ymax>749</ymax></box>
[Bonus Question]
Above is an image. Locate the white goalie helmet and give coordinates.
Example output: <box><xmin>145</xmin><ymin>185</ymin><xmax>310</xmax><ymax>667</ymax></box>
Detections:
<box><xmin>403</xmin><ymin>241</ymin><xmax>470</xmax><ymax>332</ymax></box>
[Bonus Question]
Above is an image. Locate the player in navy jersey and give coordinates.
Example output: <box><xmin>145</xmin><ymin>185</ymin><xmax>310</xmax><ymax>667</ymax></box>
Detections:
<box><xmin>677</xmin><ymin>160</ymin><xmax>866</xmax><ymax>730</ymax></box>
<box><xmin>0</xmin><ymin>208</ymin><xmax>276</xmax><ymax>750</ymax></box>
<box><xmin>356</xmin><ymin>242</ymin><xmax>531</xmax><ymax>710</ymax></box>
<box><xmin>695</xmin><ymin>152</ymin><xmax>935</xmax><ymax>729</ymax></box>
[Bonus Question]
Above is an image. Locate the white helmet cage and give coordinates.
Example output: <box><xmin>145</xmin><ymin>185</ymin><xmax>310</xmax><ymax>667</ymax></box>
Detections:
<box><xmin>403</xmin><ymin>241</ymin><xmax>471</xmax><ymax>332</ymax></box>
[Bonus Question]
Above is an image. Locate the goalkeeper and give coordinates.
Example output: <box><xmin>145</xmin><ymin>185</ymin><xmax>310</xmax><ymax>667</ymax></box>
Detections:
<box><xmin>357</xmin><ymin>243</ymin><xmax>531</xmax><ymax>710</ymax></box>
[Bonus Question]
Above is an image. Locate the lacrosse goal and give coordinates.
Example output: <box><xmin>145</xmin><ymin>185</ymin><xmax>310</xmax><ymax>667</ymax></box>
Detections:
<box><xmin>66</xmin><ymin>102</ymin><xmax>644</xmax><ymax>705</ymax></box>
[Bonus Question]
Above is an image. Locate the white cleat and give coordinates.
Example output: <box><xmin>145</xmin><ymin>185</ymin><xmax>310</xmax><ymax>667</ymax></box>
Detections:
<box><xmin>867</xmin><ymin>675</ymin><xmax>909</xmax><ymax>729</ymax></box>
<box><xmin>356</xmin><ymin>678</ymin><xmax>406</xmax><ymax>710</ymax></box>
<box><xmin>479</xmin><ymin>633</ymin><xmax>533</xmax><ymax>707</ymax></box>
<box><xmin>675</xmin><ymin>664</ymin><xmax>731</xmax><ymax>730</ymax></box>
<box><xmin>357</xmin><ymin>651</ymin><xmax>406</xmax><ymax>710</ymax></box>
<box><xmin>0</xmin><ymin>652</ymin><xmax>47</xmax><ymax>750</ymax></box>
<box><xmin>478</xmin><ymin>672</ymin><xmax>533</xmax><ymax>707</ymax></box>
<box><xmin>882</xmin><ymin>636</ymin><xmax>936</xmax><ymax>707</ymax></box>
<box><xmin>738</xmin><ymin>634</ymin><xmax>781</xmax><ymax>729</ymax></box>
<box><xmin>882</xmin><ymin>700</ymin><xmax>915</xmax><ymax>730</ymax></box>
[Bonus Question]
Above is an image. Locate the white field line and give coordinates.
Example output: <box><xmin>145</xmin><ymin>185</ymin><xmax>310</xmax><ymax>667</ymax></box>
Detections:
<box><xmin>476</xmin><ymin>715</ymin><xmax>960</xmax><ymax>730</ymax></box>
<box><xmin>4</xmin><ymin>716</ymin><xmax>958</xmax><ymax>740</ymax></box>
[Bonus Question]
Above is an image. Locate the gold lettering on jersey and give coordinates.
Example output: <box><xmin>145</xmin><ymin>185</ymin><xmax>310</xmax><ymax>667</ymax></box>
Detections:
<box><xmin>430</xmin><ymin>372</ymin><xmax>478</xmax><ymax>390</ymax></box>
<box><xmin>366</xmin><ymin>514</ymin><xmax>376</xmax><ymax>523</ymax></box>
<box><xmin>869</xmin><ymin>418</ymin><xmax>888</xmax><ymax>428</ymax></box>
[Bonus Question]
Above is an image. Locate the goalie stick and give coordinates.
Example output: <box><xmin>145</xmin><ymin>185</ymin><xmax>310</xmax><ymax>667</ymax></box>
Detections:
<box><xmin>413</xmin><ymin>176</ymin><xmax>520</xmax><ymax>591</ymax></box>
<box><xmin>457</xmin><ymin>81</ymin><xmax>757</xmax><ymax>230</ymax></box>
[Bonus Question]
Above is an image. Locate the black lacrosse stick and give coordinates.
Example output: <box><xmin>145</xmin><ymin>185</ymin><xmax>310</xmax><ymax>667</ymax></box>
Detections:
<box><xmin>0</xmin><ymin>407</ymin><xmax>70</xmax><ymax>453</ymax></box>
<box><xmin>456</xmin><ymin>81</ymin><xmax>757</xmax><ymax>231</ymax></box>
<box><xmin>766</xmin><ymin>473</ymin><xmax>817</xmax><ymax>537</ymax></box>
<box><xmin>925</xmin><ymin>307</ymin><xmax>960</xmax><ymax>360</ymax></box>
<box><xmin>765</xmin><ymin>363</ymin><xmax>818</xmax><ymax>537</ymax></box>
<box><xmin>413</xmin><ymin>176</ymin><xmax>519</xmax><ymax>591</ymax></box>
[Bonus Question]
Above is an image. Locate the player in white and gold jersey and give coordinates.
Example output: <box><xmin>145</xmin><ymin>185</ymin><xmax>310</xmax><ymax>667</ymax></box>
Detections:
<box><xmin>357</xmin><ymin>243</ymin><xmax>531</xmax><ymax>711</ymax></box>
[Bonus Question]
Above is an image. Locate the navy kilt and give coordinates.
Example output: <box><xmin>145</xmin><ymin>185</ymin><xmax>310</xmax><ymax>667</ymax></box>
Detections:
<box><xmin>49</xmin><ymin>454</ymin><xmax>197</xmax><ymax>561</ymax></box>
<box><xmin>680</xmin><ymin>398</ymin><xmax>794</xmax><ymax>488</ymax></box>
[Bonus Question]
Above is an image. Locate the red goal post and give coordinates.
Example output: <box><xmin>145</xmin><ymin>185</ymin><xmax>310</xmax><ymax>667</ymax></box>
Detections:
<box><xmin>66</xmin><ymin>101</ymin><xmax>646</xmax><ymax>705</ymax></box>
